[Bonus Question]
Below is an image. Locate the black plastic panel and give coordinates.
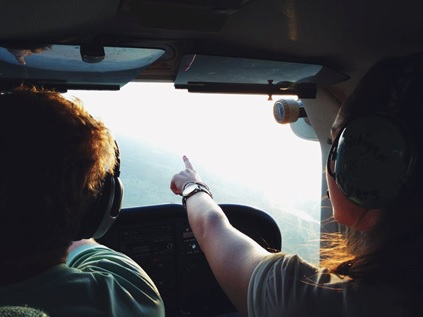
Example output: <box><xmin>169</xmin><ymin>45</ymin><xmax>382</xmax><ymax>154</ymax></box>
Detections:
<box><xmin>98</xmin><ymin>203</ymin><xmax>282</xmax><ymax>317</ymax></box>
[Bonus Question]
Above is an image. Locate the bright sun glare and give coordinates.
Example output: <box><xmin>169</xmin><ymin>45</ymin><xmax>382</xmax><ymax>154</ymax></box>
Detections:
<box><xmin>66</xmin><ymin>82</ymin><xmax>323</xmax><ymax>263</ymax></box>
<box><xmin>66</xmin><ymin>82</ymin><xmax>322</xmax><ymax>216</ymax></box>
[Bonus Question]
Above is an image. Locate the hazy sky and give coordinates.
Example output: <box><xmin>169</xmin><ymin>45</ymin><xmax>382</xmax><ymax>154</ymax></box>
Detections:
<box><xmin>66</xmin><ymin>82</ymin><xmax>323</xmax><ymax>216</ymax></box>
<box><xmin>66</xmin><ymin>82</ymin><xmax>323</xmax><ymax>263</ymax></box>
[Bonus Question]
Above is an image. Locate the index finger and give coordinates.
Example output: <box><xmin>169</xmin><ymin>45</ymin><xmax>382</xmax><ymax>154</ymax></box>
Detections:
<box><xmin>183</xmin><ymin>155</ymin><xmax>194</xmax><ymax>170</ymax></box>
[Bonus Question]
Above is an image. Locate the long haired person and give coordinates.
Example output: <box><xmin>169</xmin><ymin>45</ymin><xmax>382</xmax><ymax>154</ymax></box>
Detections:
<box><xmin>170</xmin><ymin>53</ymin><xmax>423</xmax><ymax>316</ymax></box>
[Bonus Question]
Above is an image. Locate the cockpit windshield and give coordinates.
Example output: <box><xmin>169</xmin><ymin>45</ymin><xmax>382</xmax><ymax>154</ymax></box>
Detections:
<box><xmin>66</xmin><ymin>83</ymin><xmax>323</xmax><ymax>264</ymax></box>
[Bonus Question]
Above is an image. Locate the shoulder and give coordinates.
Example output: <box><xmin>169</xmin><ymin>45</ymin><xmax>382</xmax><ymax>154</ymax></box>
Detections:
<box><xmin>248</xmin><ymin>253</ymin><xmax>343</xmax><ymax>316</ymax></box>
<box><xmin>67</xmin><ymin>244</ymin><xmax>139</xmax><ymax>270</ymax></box>
<box><xmin>249</xmin><ymin>253</ymin><xmax>343</xmax><ymax>292</ymax></box>
<box><xmin>67</xmin><ymin>244</ymin><xmax>155</xmax><ymax>287</ymax></box>
<box><xmin>66</xmin><ymin>244</ymin><xmax>165</xmax><ymax>316</ymax></box>
<box><xmin>248</xmin><ymin>253</ymin><xmax>410</xmax><ymax>317</ymax></box>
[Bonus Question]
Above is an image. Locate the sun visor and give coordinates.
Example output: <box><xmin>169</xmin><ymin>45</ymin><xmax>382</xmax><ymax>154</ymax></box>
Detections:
<box><xmin>0</xmin><ymin>44</ymin><xmax>165</xmax><ymax>92</ymax></box>
<box><xmin>175</xmin><ymin>54</ymin><xmax>349</xmax><ymax>99</ymax></box>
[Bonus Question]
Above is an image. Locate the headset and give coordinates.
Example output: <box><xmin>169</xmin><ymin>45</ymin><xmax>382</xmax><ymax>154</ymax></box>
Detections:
<box><xmin>74</xmin><ymin>143</ymin><xmax>124</xmax><ymax>240</ymax></box>
<box><xmin>326</xmin><ymin>54</ymin><xmax>423</xmax><ymax>209</ymax></box>
<box><xmin>327</xmin><ymin>113</ymin><xmax>416</xmax><ymax>209</ymax></box>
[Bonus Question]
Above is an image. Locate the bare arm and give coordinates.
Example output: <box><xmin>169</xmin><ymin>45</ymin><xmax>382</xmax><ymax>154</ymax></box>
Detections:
<box><xmin>170</xmin><ymin>156</ymin><xmax>270</xmax><ymax>317</ymax></box>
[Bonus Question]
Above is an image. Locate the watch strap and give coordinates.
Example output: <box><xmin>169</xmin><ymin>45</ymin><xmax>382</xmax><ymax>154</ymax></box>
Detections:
<box><xmin>182</xmin><ymin>182</ymin><xmax>213</xmax><ymax>207</ymax></box>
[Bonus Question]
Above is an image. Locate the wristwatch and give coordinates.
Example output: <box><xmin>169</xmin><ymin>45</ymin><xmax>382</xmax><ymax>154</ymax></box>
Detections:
<box><xmin>182</xmin><ymin>182</ymin><xmax>213</xmax><ymax>207</ymax></box>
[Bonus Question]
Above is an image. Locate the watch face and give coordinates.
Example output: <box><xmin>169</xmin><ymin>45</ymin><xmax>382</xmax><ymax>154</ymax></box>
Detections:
<box><xmin>183</xmin><ymin>183</ymin><xmax>198</xmax><ymax>196</ymax></box>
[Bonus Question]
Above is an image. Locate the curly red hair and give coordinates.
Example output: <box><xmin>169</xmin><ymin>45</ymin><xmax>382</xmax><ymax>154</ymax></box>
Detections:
<box><xmin>0</xmin><ymin>85</ymin><xmax>117</xmax><ymax>263</ymax></box>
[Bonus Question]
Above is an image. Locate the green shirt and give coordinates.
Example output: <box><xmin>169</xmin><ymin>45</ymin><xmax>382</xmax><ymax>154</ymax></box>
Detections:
<box><xmin>0</xmin><ymin>244</ymin><xmax>165</xmax><ymax>317</ymax></box>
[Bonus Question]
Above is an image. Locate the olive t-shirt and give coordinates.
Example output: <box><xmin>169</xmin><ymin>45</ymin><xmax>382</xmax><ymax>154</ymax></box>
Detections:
<box><xmin>0</xmin><ymin>244</ymin><xmax>165</xmax><ymax>317</ymax></box>
<box><xmin>248</xmin><ymin>253</ymin><xmax>412</xmax><ymax>316</ymax></box>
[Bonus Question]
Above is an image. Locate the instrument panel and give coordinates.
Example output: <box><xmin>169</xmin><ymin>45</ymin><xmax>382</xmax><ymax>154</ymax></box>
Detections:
<box><xmin>98</xmin><ymin>203</ymin><xmax>282</xmax><ymax>317</ymax></box>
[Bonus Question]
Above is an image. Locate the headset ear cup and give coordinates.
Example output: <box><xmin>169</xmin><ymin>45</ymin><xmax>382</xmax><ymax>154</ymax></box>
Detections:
<box><xmin>74</xmin><ymin>174</ymin><xmax>123</xmax><ymax>240</ymax></box>
<box><xmin>73</xmin><ymin>141</ymin><xmax>123</xmax><ymax>240</ymax></box>
<box><xmin>333</xmin><ymin>115</ymin><xmax>415</xmax><ymax>208</ymax></box>
<box><xmin>90</xmin><ymin>174</ymin><xmax>123</xmax><ymax>239</ymax></box>
<box><xmin>110</xmin><ymin>176</ymin><xmax>123</xmax><ymax>218</ymax></box>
